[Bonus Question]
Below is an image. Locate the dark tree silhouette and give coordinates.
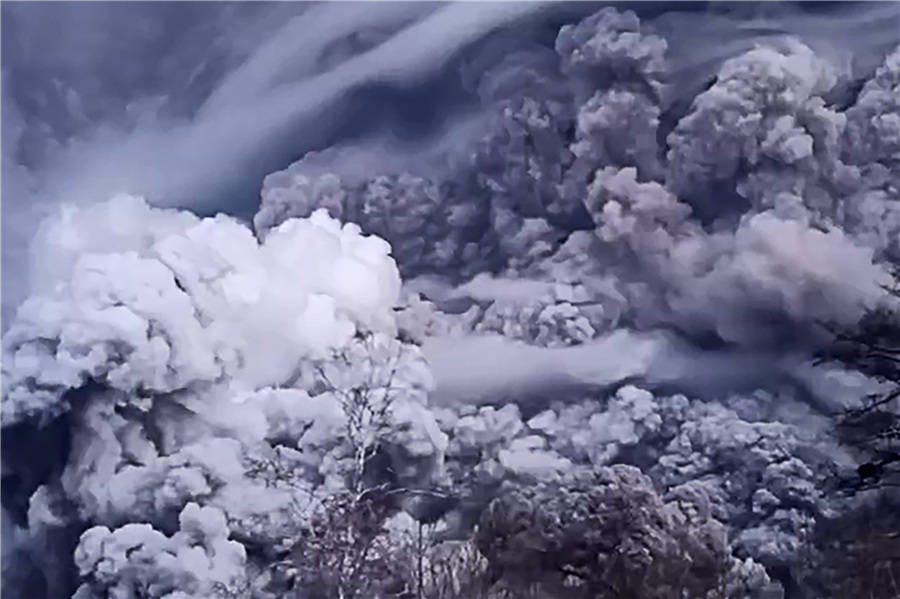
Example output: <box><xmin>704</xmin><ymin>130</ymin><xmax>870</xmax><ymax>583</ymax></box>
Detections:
<box><xmin>803</xmin><ymin>275</ymin><xmax>900</xmax><ymax>598</ymax></box>
<box><xmin>817</xmin><ymin>272</ymin><xmax>900</xmax><ymax>494</ymax></box>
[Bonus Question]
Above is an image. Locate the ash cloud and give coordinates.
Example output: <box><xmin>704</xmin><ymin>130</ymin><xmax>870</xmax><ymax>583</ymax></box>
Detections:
<box><xmin>3</xmin><ymin>3</ymin><xmax>900</xmax><ymax>598</ymax></box>
<box><xmin>1</xmin><ymin>1</ymin><xmax>548</xmax><ymax>325</ymax></box>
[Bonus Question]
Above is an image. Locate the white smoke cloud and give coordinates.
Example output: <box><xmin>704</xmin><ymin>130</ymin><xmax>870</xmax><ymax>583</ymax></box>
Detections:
<box><xmin>2</xmin><ymin>196</ymin><xmax>403</xmax><ymax>424</ymax></box>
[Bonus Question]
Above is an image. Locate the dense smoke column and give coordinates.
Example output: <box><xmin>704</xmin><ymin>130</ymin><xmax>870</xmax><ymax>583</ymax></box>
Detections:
<box><xmin>557</xmin><ymin>8</ymin><xmax>670</xmax><ymax>196</ymax></box>
<box><xmin>840</xmin><ymin>45</ymin><xmax>900</xmax><ymax>261</ymax></box>
<box><xmin>665</xmin><ymin>38</ymin><xmax>857</xmax><ymax>227</ymax></box>
<box><xmin>465</xmin><ymin>45</ymin><xmax>583</xmax><ymax>253</ymax></box>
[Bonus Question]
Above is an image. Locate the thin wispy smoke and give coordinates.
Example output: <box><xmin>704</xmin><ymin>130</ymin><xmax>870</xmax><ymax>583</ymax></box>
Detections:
<box><xmin>422</xmin><ymin>330</ymin><xmax>663</xmax><ymax>404</ymax></box>
<box><xmin>198</xmin><ymin>3</ymin><xmax>436</xmax><ymax>116</ymax></box>
<box><xmin>34</xmin><ymin>2</ymin><xmax>549</xmax><ymax>207</ymax></box>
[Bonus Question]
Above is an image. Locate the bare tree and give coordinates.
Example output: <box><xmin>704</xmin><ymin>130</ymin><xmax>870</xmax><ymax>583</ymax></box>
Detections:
<box><xmin>381</xmin><ymin>517</ymin><xmax>497</xmax><ymax>599</ymax></box>
<box><xmin>283</xmin><ymin>331</ymin><xmax>440</xmax><ymax>599</ymax></box>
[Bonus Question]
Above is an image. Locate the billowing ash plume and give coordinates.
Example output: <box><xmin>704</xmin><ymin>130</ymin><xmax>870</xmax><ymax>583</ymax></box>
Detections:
<box><xmin>3</xmin><ymin>3</ymin><xmax>900</xmax><ymax>598</ymax></box>
<box><xmin>2</xmin><ymin>198</ymin><xmax>445</xmax><ymax>598</ymax></box>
